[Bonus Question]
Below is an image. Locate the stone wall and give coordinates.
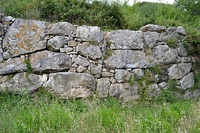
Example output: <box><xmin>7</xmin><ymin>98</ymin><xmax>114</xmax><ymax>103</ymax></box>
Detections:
<box><xmin>0</xmin><ymin>13</ymin><xmax>198</xmax><ymax>101</ymax></box>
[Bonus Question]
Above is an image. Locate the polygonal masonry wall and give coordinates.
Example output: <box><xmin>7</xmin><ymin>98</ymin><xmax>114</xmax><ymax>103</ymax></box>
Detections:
<box><xmin>0</xmin><ymin>14</ymin><xmax>198</xmax><ymax>101</ymax></box>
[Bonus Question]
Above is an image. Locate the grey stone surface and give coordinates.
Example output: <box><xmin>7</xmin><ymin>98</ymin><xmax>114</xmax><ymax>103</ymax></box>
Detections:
<box><xmin>3</xmin><ymin>19</ymin><xmax>47</xmax><ymax>57</ymax></box>
<box><xmin>153</xmin><ymin>45</ymin><xmax>178</xmax><ymax>63</ymax></box>
<box><xmin>75</xmin><ymin>55</ymin><xmax>90</xmax><ymax>67</ymax></box>
<box><xmin>107</xmin><ymin>30</ymin><xmax>144</xmax><ymax>50</ymax></box>
<box><xmin>0</xmin><ymin>72</ymin><xmax>47</xmax><ymax>92</ymax></box>
<box><xmin>47</xmin><ymin>22</ymin><xmax>76</xmax><ymax>36</ymax></box>
<box><xmin>115</xmin><ymin>69</ymin><xmax>132</xmax><ymax>83</ymax></box>
<box><xmin>3</xmin><ymin>52</ymin><xmax>10</xmax><ymax>59</ymax></box>
<box><xmin>179</xmin><ymin>72</ymin><xmax>194</xmax><ymax>90</ymax></box>
<box><xmin>76</xmin><ymin>42</ymin><xmax>102</xmax><ymax>60</ymax></box>
<box><xmin>30</xmin><ymin>50</ymin><xmax>72</xmax><ymax>73</ymax></box>
<box><xmin>43</xmin><ymin>72</ymin><xmax>96</xmax><ymax>99</ymax></box>
<box><xmin>168</xmin><ymin>63</ymin><xmax>192</xmax><ymax>80</ymax></box>
<box><xmin>132</xmin><ymin>69</ymin><xmax>144</xmax><ymax>77</ymax></box>
<box><xmin>0</xmin><ymin>56</ymin><xmax>27</xmax><ymax>75</ymax></box>
<box><xmin>175</xmin><ymin>26</ymin><xmax>186</xmax><ymax>36</ymax></box>
<box><xmin>96</xmin><ymin>78</ymin><xmax>110</xmax><ymax>97</ymax></box>
<box><xmin>140</xmin><ymin>24</ymin><xmax>166</xmax><ymax>32</ymax></box>
<box><xmin>77</xmin><ymin>65</ymin><xmax>87</xmax><ymax>73</ymax></box>
<box><xmin>47</xmin><ymin>36</ymin><xmax>69</xmax><ymax>51</ymax></box>
<box><xmin>143</xmin><ymin>31</ymin><xmax>161</xmax><ymax>48</ymax></box>
<box><xmin>176</xmin><ymin>43</ymin><xmax>187</xmax><ymax>57</ymax></box>
<box><xmin>104</xmin><ymin>50</ymin><xmax>146</xmax><ymax>69</ymax></box>
<box><xmin>75</xmin><ymin>26</ymin><xmax>103</xmax><ymax>43</ymax></box>
<box><xmin>89</xmin><ymin>63</ymin><xmax>102</xmax><ymax>77</ymax></box>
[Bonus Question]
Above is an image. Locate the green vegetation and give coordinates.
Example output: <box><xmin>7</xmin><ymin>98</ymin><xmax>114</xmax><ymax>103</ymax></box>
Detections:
<box><xmin>0</xmin><ymin>90</ymin><xmax>200</xmax><ymax>133</ymax></box>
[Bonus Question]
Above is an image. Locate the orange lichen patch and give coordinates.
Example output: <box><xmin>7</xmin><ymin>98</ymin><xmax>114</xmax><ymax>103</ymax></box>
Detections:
<box><xmin>18</xmin><ymin>41</ymin><xmax>25</xmax><ymax>49</ymax></box>
<box><xmin>13</xmin><ymin>49</ymin><xmax>20</xmax><ymax>55</ymax></box>
<box><xmin>14</xmin><ymin>32</ymin><xmax>21</xmax><ymax>38</ymax></box>
<box><xmin>31</xmin><ymin>23</ymin><xmax>39</xmax><ymax>31</ymax></box>
<box><xmin>3</xmin><ymin>43</ymin><xmax>9</xmax><ymax>47</ymax></box>
<box><xmin>19</xmin><ymin>57</ymin><xmax>25</xmax><ymax>62</ymax></box>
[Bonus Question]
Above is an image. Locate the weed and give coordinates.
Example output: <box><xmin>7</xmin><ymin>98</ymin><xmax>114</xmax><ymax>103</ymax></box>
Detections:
<box><xmin>166</xmin><ymin>37</ymin><xmax>178</xmax><ymax>48</ymax></box>
<box><xmin>104</xmin><ymin>48</ymin><xmax>113</xmax><ymax>60</ymax></box>
<box><xmin>25</xmin><ymin>58</ymin><xmax>33</xmax><ymax>84</ymax></box>
<box><xmin>127</xmin><ymin>75</ymin><xmax>135</xmax><ymax>86</ymax></box>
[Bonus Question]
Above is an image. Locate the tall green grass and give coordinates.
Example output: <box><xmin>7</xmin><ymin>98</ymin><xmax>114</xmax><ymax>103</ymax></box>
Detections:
<box><xmin>0</xmin><ymin>90</ymin><xmax>200</xmax><ymax>133</ymax></box>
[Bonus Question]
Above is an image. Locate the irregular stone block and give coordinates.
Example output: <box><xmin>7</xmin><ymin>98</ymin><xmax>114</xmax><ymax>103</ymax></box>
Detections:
<box><xmin>96</xmin><ymin>78</ymin><xmax>110</xmax><ymax>97</ymax></box>
<box><xmin>0</xmin><ymin>56</ymin><xmax>27</xmax><ymax>75</ymax></box>
<box><xmin>115</xmin><ymin>69</ymin><xmax>132</xmax><ymax>83</ymax></box>
<box><xmin>75</xmin><ymin>55</ymin><xmax>90</xmax><ymax>67</ymax></box>
<box><xmin>140</xmin><ymin>24</ymin><xmax>166</xmax><ymax>32</ymax></box>
<box><xmin>107</xmin><ymin>30</ymin><xmax>144</xmax><ymax>50</ymax></box>
<box><xmin>153</xmin><ymin>45</ymin><xmax>178</xmax><ymax>63</ymax></box>
<box><xmin>43</xmin><ymin>72</ymin><xmax>96</xmax><ymax>99</ymax></box>
<box><xmin>132</xmin><ymin>69</ymin><xmax>144</xmax><ymax>77</ymax></box>
<box><xmin>47</xmin><ymin>36</ymin><xmax>69</xmax><ymax>51</ymax></box>
<box><xmin>179</xmin><ymin>72</ymin><xmax>194</xmax><ymax>90</ymax></box>
<box><xmin>109</xmin><ymin>83</ymin><xmax>140</xmax><ymax>101</ymax></box>
<box><xmin>3</xmin><ymin>19</ymin><xmax>47</xmax><ymax>57</ymax></box>
<box><xmin>89</xmin><ymin>63</ymin><xmax>102</xmax><ymax>78</ymax></box>
<box><xmin>143</xmin><ymin>31</ymin><xmax>161</xmax><ymax>48</ymax></box>
<box><xmin>104</xmin><ymin>50</ymin><xmax>147</xmax><ymax>69</ymax></box>
<box><xmin>47</xmin><ymin>22</ymin><xmax>76</xmax><ymax>36</ymax></box>
<box><xmin>76</xmin><ymin>42</ymin><xmax>102</xmax><ymax>60</ymax></box>
<box><xmin>30</xmin><ymin>50</ymin><xmax>71</xmax><ymax>73</ymax></box>
<box><xmin>0</xmin><ymin>72</ymin><xmax>47</xmax><ymax>92</ymax></box>
<box><xmin>168</xmin><ymin>63</ymin><xmax>192</xmax><ymax>80</ymax></box>
<box><xmin>75</xmin><ymin>26</ymin><xmax>103</xmax><ymax>43</ymax></box>
<box><xmin>176</xmin><ymin>43</ymin><xmax>187</xmax><ymax>57</ymax></box>
<box><xmin>77</xmin><ymin>66</ymin><xmax>87</xmax><ymax>73</ymax></box>
<box><xmin>175</xmin><ymin>26</ymin><xmax>186</xmax><ymax>36</ymax></box>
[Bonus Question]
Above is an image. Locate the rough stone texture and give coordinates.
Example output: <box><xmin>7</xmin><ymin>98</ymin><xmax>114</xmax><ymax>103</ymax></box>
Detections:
<box><xmin>115</xmin><ymin>69</ymin><xmax>132</xmax><ymax>83</ymax></box>
<box><xmin>74</xmin><ymin>55</ymin><xmax>90</xmax><ymax>67</ymax></box>
<box><xmin>132</xmin><ymin>69</ymin><xmax>144</xmax><ymax>77</ymax></box>
<box><xmin>176</xmin><ymin>26</ymin><xmax>186</xmax><ymax>36</ymax></box>
<box><xmin>109</xmin><ymin>83</ymin><xmax>140</xmax><ymax>101</ymax></box>
<box><xmin>96</xmin><ymin>78</ymin><xmax>110</xmax><ymax>97</ymax></box>
<box><xmin>179</xmin><ymin>72</ymin><xmax>194</xmax><ymax>90</ymax></box>
<box><xmin>140</xmin><ymin>24</ymin><xmax>166</xmax><ymax>32</ymax></box>
<box><xmin>89</xmin><ymin>63</ymin><xmax>102</xmax><ymax>78</ymax></box>
<box><xmin>43</xmin><ymin>72</ymin><xmax>96</xmax><ymax>99</ymax></box>
<box><xmin>104</xmin><ymin>50</ymin><xmax>147</xmax><ymax>69</ymax></box>
<box><xmin>0</xmin><ymin>23</ymin><xmax>4</xmax><ymax>36</ymax></box>
<box><xmin>143</xmin><ymin>31</ymin><xmax>161</xmax><ymax>48</ymax></box>
<box><xmin>47</xmin><ymin>22</ymin><xmax>76</xmax><ymax>36</ymax></box>
<box><xmin>3</xmin><ymin>19</ymin><xmax>47</xmax><ymax>57</ymax></box>
<box><xmin>76</xmin><ymin>42</ymin><xmax>102</xmax><ymax>60</ymax></box>
<box><xmin>147</xmin><ymin>84</ymin><xmax>160</xmax><ymax>97</ymax></box>
<box><xmin>77</xmin><ymin>65</ymin><xmax>87</xmax><ymax>72</ymax></box>
<box><xmin>47</xmin><ymin>36</ymin><xmax>69</xmax><ymax>51</ymax></box>
<box><xmin>0</xmin><ymin>56</ymin><xmax>27</xmax><ymax>75</ymax></box>
<box><xmin>107</xmin><ymin>30</ymin><xmax>144</xmax><ymax>50</ymax></box>
<box><xmin>153</xmin><ymin>45</ymin><xmax>178</xmax><ymax>63</ymax></box>
<box><xmin>176</xmin><ymin>43</ymin><xmax>187</xmax><ymax>57</ymax></box>
<box><xmin>168</xmin><ymin>63</ymin><xmax>192</xmax><ymax>80</ymax></box>
<box><xmin>75</xmin><ymin>26</ymin><xmax>103</xmax><ymax>43</ymax></box>
<box><xmin>0</xmin><ymin>72</ymin><xmax>47</xmax><ymax>92</ymax></box>
<box><xmin>30</xmin><ymin>51</ymin><xmax>72</xmax><ymax>73</ymax></box>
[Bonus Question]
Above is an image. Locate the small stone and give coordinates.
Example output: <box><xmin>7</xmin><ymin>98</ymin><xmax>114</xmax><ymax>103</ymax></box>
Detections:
<box><xmin>68</xmin><ymin>40</ymin><xmax>77</xmax><ymax>47</ymax></box>
<box><xmin>60</xmin><ymin>47</ymin><xmax>73</xmax><ymax>53</ymax></box>
<box><xmin>115</xmin><ymin>69</ymin><xmax>131</xmax><ymax>83</ymax></box>
<box><xmin>132</xmin><ymin>69</ymin><xmax>144</xmax><ymax>77</ymax></box>
<box><xmin>158</xmin><ymin>82</ymin><xmax>167</xmax><ymax>88</ymax></box>
<box><xmin>3</xmin><ymin>52</ymin><xmax>11</xmax><ymax>59</ymax></box>
<box><xmin>75</xmin><ymin>55</ymin><xmax>90</xmax><ymax>67</ymax></box>
<box><xmin>102</xmin><ymin>72</ymin><xmax>114</xmax><ymax>77</ymax></box>
<box><xmin>110</xmin><ymin>77</ymin><xmax>116</xmax><ymax>84</ymax></box>
<box><xmin>77</xmin><ymin>66</ymin><xmax>87</xmax><ymax>72</ymax></box>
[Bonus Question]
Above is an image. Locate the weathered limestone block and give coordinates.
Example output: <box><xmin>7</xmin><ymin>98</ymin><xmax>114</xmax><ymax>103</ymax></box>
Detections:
<box><xmin>115</xmin><ymin>69</ymin><xmax>132</xmax><ymax>83</ymax></box>
<box><xmin>147</xmin><ymin>84</ymin><xmax>160</xmax><ymax>97</ymax></box>
<box><xmin>47</xmin><ymin>22</ymin><xmax>76</xmax><ymax>36</ymax></box>
<box><xmin>75</xmin><ymin>25</ymin><xmax>103</xmax><ymax>43</ymax></box>
<box><xmin>3</xmin><ymin>19</ymin><xmax>47</xmax><ymax>57</ymax></box>
<box><xmin>176</xmin><ymin>43</ymin><xmax>187</xmax><ymax>57</ymax></box>
<box><xmin>175</xmin><ymin>26</ymin><xmax>186</xmax><ymax>36</ymax></box>
<box><xmin>104</xmin><ymin>50</ymin><xmax>147</xmax><ymax>69</ymax></box>
<box><xmin>77</xmin><ymin>65</ymin><xmax>87</xmax><ymax>73</ymax></box>
<box><xmin>140</xmin><ymin>24</ymin><xmax>166</xmax><ymax>32</ymax></box>
<box><xmin>43</xmin><ymin>72</ymin><xmax>96</xmax><ymax>99</ymax></box>
<box><xmin>96</xmin><ymin>78</ymin><xmax>110</xmax><ymax>97</ymax></box>
<box><xmin>0</xmin><ymin>72</ymin><xmax>47</xmax><ymax>92</ymax></box>
<box><xmin>76</xmin><ymin>42</ymin><xmax>102</xmax><ymax>60</ymax></box>
<box><xmin>109</xmin><ymin>83</ymin><xmax>140</xmax><ymax>101</ymax></box>
<box><xmin>179</xmin><ymin>72</ymin><xmax>194</xmax><ymax>90</ymax></box>
<box><xmin>0</xmin><ymin>23</ymin><xmax>4</xmax><ymax>36</ymax></box>
<box><xmin>0</xmin><ymin>56</ymin><xmax>27</xmax><ymax>75</ymax></box>
<box><xmin>30</xmin><ymin>50</ymin><xmax>72</xmax><ymax>73</ymax></box>
<box><xmin>143</xmin><ymin>31</ymin><xmax>161</xmax><ymax>48</ymax></box>
<box><xmin>47</xmin><ymin>36</ymin><xmax>69</xmax><ymax>51</ymax></box>
<box><xmin>74</xmin><ymin>55</ymin><xmax>90</xmax><ymax>67</ymax></box>
<box><xmin>168</xmin><ymin>63</ymin><xmax>192</xmax><ymax>80</ymax></box>
<box><xmin>107</xmin><ymin>30</ymin><xmax>144</xmax><ymax>50</ymax></box>
<box><xmin>153</xmin><ymin>45</ymin><xmax>178</xmax><ymax>63</ymax></box>
<box><xmin>183</xmin><ymin>89</ymin><xmax>200</xmax><ymax>99</ymax></box>
<box><xmin>89</xmin><ymin>63</ymin><xmax>102</xmax><ymax>78</ymax></box>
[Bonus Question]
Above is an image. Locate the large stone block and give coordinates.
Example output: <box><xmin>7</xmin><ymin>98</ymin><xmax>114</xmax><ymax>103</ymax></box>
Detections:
<box><xmin>43</xmin><ymin>72</ymin><xmax>96</xmax><ymax>99</ymax></box>
<box><xmin>143</xmin><ymin>31</ymin><xmax>161</xmax><ymax>48</ymax></box>
<box><xmin>104</xmin><ymin>50</ymin><xmax>147</xmax><ymax>69</ymax></box>
<box><xmin>168</xmin><ymin>63</ymin><xmax>192</xmax><ymax>80</ymax></box>
<box><xmin>75</xmin><ymin>25</ymin><xmax>103</xmax><ymax>43</ymax></box>
<box><xmin>0</xmin><ymin>56</ymin><xmax>27</xmax><ymax>75</ymax></box>
<box><xmin>107</xmin><ymin>30</ymin><xmax>144</xmax><ymax>50</ymax></box>
<box><xmin>179</xmin><ymin>72</ymin><xmax>194</xmax><ymax>90</ymax></box>
<box><xmin>3</xmin><ymin>19</ymin><xmax>47</xmax><ymax>57</ymax></box>
<box><xmin>76</xmin><ymin>42</ymin><xmax>102</xmax><ymax>60</ymax></box>
<box><xmin>0</xmin><ymin>72</ymin><xmax>47</xmax><ymax>92</ymax></box>
<box><xmin>30</xmin><ymin>51</ymin><xmax>72</xmax><ymax>73</ymax></box>
<box><xmin>47</xmin><ymin>22</ymin><xmax>76</xmax><ymax>36</ymax></box>
<box><xmin>96</xmin><ymin>78</ymin><xmax>110</xmax><ymax>97</ymax></box>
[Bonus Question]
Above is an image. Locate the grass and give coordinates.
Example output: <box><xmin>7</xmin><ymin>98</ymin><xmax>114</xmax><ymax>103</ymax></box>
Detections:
<box><xmin>0</xmin><ymin>90</ymin><xmax>200</xmax><ymax>133</ymax></box>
